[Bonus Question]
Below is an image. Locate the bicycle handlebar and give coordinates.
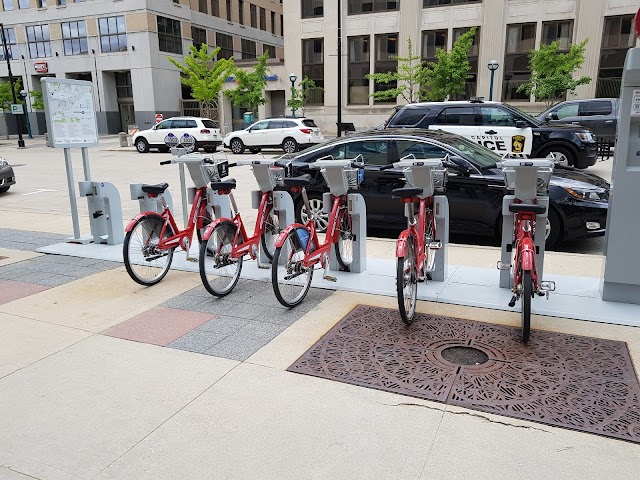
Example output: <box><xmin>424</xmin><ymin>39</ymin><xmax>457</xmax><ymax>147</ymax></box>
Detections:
<box><xmin>159</xmin><ymin>160</ymin><xmax>172</xmax><ymax>165</ymax></box>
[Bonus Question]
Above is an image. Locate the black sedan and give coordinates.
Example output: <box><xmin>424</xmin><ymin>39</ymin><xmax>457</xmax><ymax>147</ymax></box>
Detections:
<box><xmin>286</xmin><ymin>129</ymin><xmax>609</xmax><ymax>249</ymax></box>
<box><xmin>0</xmin><ymin>157</ymin><xmax>16</xmax><ymax>193</ymax></box>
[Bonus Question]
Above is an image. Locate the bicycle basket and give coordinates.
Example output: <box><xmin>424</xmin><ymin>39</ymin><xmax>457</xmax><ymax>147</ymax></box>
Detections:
<box><xmin>404</xmin><ymin>165</ymin><xmax>445</xmax><ymax>197</ymax></box>
<box><xmin>189</xmin><ymin>160</ymin><xmax>228</xmax><ymax>189</ymax></box>
<box><xmin>344</xmin><ymin>168</ymin><xmax>363</xmax><ymax>190</ymax></box>
<box><xmin>502</xmin><ymin>166</ymin><xmax>552</xmax><ymax>193</ymax></box>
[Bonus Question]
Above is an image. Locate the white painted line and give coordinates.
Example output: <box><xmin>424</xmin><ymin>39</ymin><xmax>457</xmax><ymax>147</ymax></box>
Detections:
<box><xmin>21</xmin><ymin>189</ymin><xmax>58</xmax><ymax>196</ymax></box>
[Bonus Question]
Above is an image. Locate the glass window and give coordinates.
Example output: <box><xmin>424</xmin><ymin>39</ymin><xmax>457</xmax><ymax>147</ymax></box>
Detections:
<box><xmin>157</xmin><ymin>16</ymin><xmax>182</xmax><ymax>54</ymax></box>
<box><xmin>373</xmin><ymin>33</ymin><xmax>398</xmax><ymax>103</ymax></box>
<box><xmin>216</xmin><ymin>32</ymin><xmax>233</xmax><ymax>59</ymax></box>
<box><xmin>241</xmin><ymin>38</ymin><xmax>256</xmax><ymax>59</ymax></box>
<box><xmin>331</xmin><ymin>141</ymin><xmax>388</xmax><ymax>165</ymax></box>
<box><xmin>268</xmin><ymin>121</ymin><xmax>284</xmax><ymax>129</ymax></box>
<box><xmin>271</xmin><ymin>11</ymin><xmax>276</xmax><ymax>34</ymax></box>
<box><xmin>424</xmin><ymin>0</ymin><xmax>481</xmax><ymax>5</ymax></box>
<box><xmin>597</xmin><ymin>15</ymin><xmax>636</xmax><ymax>98</ymax></box>
<box><xmin>18</xmin><ymin>0</ymin><xmax>30</xmax><ymax>8</ymax></box>
<box><xmin>302</xmin><ymin>119</ymin><xmax>317</xmax><ymax>127</ymax></box>
<box><xmin>348</xmin><ymin>1</ymin><xmax>398</xmax><ymax>15</ymax></box>
<box><xmin>2</xmin><ymin>0</ymin><xmax>14</xmax><ymax>10</ymax></box>
<box><xmin>115</xmin><ymin>71</ymin><xmax>132</xmax><ymax>98</ymax></box>
<box><xmin>396</xmin><ymin>140</ymin><xmax>448</xmax><ymax>160</ymax></box>
<box><xmin>26</xmin><ymin>24</ymin><xmax>52</xmax><ymax>59</ymax></box>
<box><xmin>301</xmin><ymin>0</ymin><xmax>323</xmax><ymax>18</ymax></box>
<box><xmin>302</xmin><ymin>38</ymin><xmax>324</xmax><ymax>105</ymax></box>
<box><xmin>198</xmin><ymin>0</ymin><xmax>208</xmax><ymax>13</ymax></box>
<box><xmin>192</xmin><ymin>26</ymin><xmax>207</xmax><ymax>50</ymax></box>
<box><xmin>552</xmin><ymin>103</ymin><xmax>579</xmax><ymax>119</ymax></box>
<box><xmin>390</xmin><ymin>108</ymin><xmax>429</xmax><ymax>127</ymax></box>
<box><xmin>259</xmin><ymin>7</ymin><xmax>266</xmax><ymax>30</ymax></box>
<box><xmin>250</xmin><ymin>4</ymin><xmax>257</xmax><ymax>28</ymax></box>
<box><xmin>451</xmin><ymin>26</ymin><xmax>480</xmax><ymax>99</ymax></box>
<box><xmin>580</xmin><ymin>101</ymin><xmax>612</xmax><ymax>116</ymax></box>
<box><xmin>211</xmin><ymin>0</ymin><xmax>220</xmax><ymax>17</ymax></box>
<box><xmin>503</xmin><ymin>23</ymin><xmax>536</xmax><ymax>100</ymax></box>
<box><xmin>99</xmin><ymin>16</ymin><xmax>127</xmax><ymax>53</ymax></box>
<box><xmin>435</xmin><ymin>107</ymin><xmax>476</xmax><ymax>126</ymax></box>
<box><xmin>185</xmin><ymin>120</ymin><xmax>198</xmax><ymax>128</ymax></box>
<box><xmin>156</xmin><ymin>120</ymin><xmax>173</xmax><ymax>130</ymax></box>
<box><xmin>421</xmin><ymin>30</ymin><xmax>446</xmax><ymax>64</ymax></box>
<box><xmin>348</xmin><ymin>35</ymin><xmax>370</xmax><ymax>104</ymax></box>
<box><xmin>238</xmin><ymin>0</ymin><xmax>244</xmax><ymax>25</ymax></box>
<box><xmin>226</xmin><ymin>0</ymin><xmax>232</xmax><ymax>22</ymax></box>
<box><xmin>251</xmin><ymin>121</ymin><xmax>269</xmax><ymax>130</ymax></box>
<box><xmin>542</xmin><ymin>20</ymin><xmax>573</xmax><ymax>50</ymax></box>
<box><xmin>0</xmin><ymin>27</ymin><xmax>19</xmax><ymax>61</ymax></box>
<box><xmin>61</xmin><ymin>20</ymin><xmax>88</xmax><ymax>57</ymax></box>
<box><xmin>480</xmin><ymin>106</ymin><xmax>516</xmax><ymax>126</ymax></box>
<box><xmin>263</xmin><ymin>44</ymin><xmax>275</xmax><ymax>58</ymax></box>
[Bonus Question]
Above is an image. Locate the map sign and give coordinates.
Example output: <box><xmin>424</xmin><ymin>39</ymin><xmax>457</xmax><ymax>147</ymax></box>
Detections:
<box><xmin>41</xmin><ymin>78</ymin><xmax>99</xmax><ymax>148</ymax></box>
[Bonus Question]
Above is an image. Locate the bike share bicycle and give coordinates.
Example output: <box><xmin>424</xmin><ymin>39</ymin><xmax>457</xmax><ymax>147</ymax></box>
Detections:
<box><xmin>198</xmin><ymin>156</ymin><xmax>296</xmax><ymax>296</ymax></box>
<box><xmin>123</xmin><ymin>133</ymin><xmax>229</xmax><ymax>286</ymax></box>
<box><xmin>271</xmin><ymin>156</ymin><xmax>365</xmax><ymax>307</ymax></box>
<box><xmin>498</xmin><ymin>159</ymin><xmax>556</xmax><ymax>343</ymax></box>
<box><xmin>387</xmin><ymin>155</ymin><xmax>447</xmax><ymax>325</ymax></box>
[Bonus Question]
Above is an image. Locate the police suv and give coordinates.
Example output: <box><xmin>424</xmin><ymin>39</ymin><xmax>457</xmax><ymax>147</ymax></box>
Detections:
<box><xmin>385</xmin><ymin>99</ymin><xmax>598</xmax><ymax>169</ymax></box>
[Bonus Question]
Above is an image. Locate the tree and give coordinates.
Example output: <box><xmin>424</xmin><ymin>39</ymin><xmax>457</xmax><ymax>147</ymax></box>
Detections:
<box><xmin>225</xmin><ymin>52</ymin><xmax>270</xmax><ymax>117</ymax></box>
<box><xmin>419</xmin><ymin>27</ymin><xmax>477</xmax><ymax>102</ymax></box>
<box><xmin>0</xmin><ymin>78</ymin><xmax>21</xmax><ymax>111</ymax></box>
<box><xmin>517</xmin><ymin>40</ymin><xmax>591</xmax><ymax>107</ymax></box>
<box><xmin>287</xmin><ymin>76</ymin><xmax>323</xmax><ymax>115</ymax></box>
<box><xmin>168</xmin><ymin>43</ymin><xmax>235</xmax><ymax>103</ymax></box>
<box><xmin>29</xmin><ymin>90</ymin><xmax>44</xmax><ymax>111</ymax></box>
<box><xmin>366</xmin><ymin>38</ymin><xmax>426</xmax><ymax>104</ymax></box>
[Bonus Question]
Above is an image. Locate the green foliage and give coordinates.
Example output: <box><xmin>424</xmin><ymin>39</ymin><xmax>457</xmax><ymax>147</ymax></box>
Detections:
<box><xmin>29</xmin><ymin>90</ymin><xmax>44</xmax><ymax>110</ymax></box>
<box><xmin>420</xmin><ymin>27</ymin><xmax>477</xmax><ymax>102</ymax></box>
<box><xmin>225</xmin><ymin>52</ymin><xmax>271</xmax><ymax>115</ymax></box>
<box><xmin>366</xmin><ymin>38</ymin><xmax>425</xmax><ymax>103</ymax></box>
<box><xmin>0</xmin><ymin>78</ymin><xmax>22</xmax><ymax>111</ymax></box>
<box><xmin>168</xmin><ymin>43</ymin><xmax>235</xmax><ymax>103</ymax></box>
<box><xmin>287</xmin><ymin>77</ymin><xmax>323</xmax><ymax>114</ymax></box>
<box><xmin>517</xmin><ymin>40</ymin><xmax>591</xmax><ymax>107</ymax></box>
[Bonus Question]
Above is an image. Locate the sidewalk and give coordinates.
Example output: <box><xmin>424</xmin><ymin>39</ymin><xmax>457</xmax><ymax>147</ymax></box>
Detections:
<box><xmin>1</xmin><ymin>222</ymin><xmax>639</xmax><ymax>479</ymax></box>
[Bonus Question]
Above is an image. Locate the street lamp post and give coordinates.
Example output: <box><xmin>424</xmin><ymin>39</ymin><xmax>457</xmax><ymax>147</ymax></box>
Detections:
<box><xmin>19</xmin><ymin>90</ymin><xmax>33</xmax><ymax>139</ymax></box>
<box><xmin>0</xmin><ymin>23</ymin><xmax>25</xmax><ymax>148</ymax></box>
<box><xmin>487</xmin><ymin>59</ymin><xmax>500</xmax><ymax>102</ymax></box>
<box><xmin>289</xmin><ymin>73</ymin><xmax>297</xmax><ymax>117</ymax></box>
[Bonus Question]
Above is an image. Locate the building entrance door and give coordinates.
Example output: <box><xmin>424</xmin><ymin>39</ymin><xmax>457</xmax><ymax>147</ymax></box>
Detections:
<box><xmin>118</xmin><ymin>103</ymin><xmax>135</xmax><ymax>133</ymax></box>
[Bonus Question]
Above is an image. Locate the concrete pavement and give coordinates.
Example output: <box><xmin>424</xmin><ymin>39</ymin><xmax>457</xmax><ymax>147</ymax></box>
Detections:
<box><xmin>0</xmin><ymin>136</ymin><xmax>639</xmax><ymax>479</ymax></box>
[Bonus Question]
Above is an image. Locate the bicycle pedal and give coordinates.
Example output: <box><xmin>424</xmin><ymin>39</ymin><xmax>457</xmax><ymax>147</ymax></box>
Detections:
<box><xmin>429</xmin><ymin>241</ymin><xmax>442</xmax><ymax>250</ymax></box>
<box><xmin>257</xmin><ymin>264</ymin><xmax>270</xmax><ymax>269</ymax></box>
<box><xmin>508</xmin><ymin>295</ymin><xmax>517</xmax><ymax>308</ymax></box>
<box><xmin>323</xmin><ymin>274</ymin><xmax>337</xmax><ymax>282</ymax></box>
<box><xmin>497</xmin><ymin>261</ymin><xmax>511</xmax><ymax>271</ymax></box>
<box><xmin>540</xmin><ymin>281</ymin><xmax>556</xmax><ymax>292</ymax></box>
<box><xmin>186</xmin><ymin>256</ymin><xmax>198</xmax><ymax>263</ymax></box>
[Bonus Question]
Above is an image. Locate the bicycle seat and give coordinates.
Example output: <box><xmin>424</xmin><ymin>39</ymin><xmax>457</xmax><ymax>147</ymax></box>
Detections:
<box><xmin>392</xmin><ymin>186</ymin><xmax>423</xmax><ymax>199</ymax></box>
<box><xmin>283</xmin><ymin>174</ymin><xmax>311</xmax><ymax>187</ymax></box>
<box><xmin>141</xmin><ymin>183</ymin><xmax>169</xmax><ymax>195</ymax></box>
<box><xmin>210</xmin><ymin>179</ymin><xmax>236</xmax><ymax>190</ymax></box>
<box><xmin>509</xmin><ymin>203</ymin><xmax>546</xmax><ymax>215</ymax></box>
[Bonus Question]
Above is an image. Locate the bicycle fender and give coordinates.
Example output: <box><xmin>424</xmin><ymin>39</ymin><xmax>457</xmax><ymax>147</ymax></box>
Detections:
<box><xmin>275</xmin><ymin>223</ymin><xmax>305</xmax><ymax>248</ymax></box>
<box><xmin>125</xmin><ymin>212</ymin><xmax>162</xmax><ymax>232</ymax></box>
<box><xmin>201</xmin><ymin>217</ymin><xmax>233</xmax><ymax>241</ymax></box>
<box><xmin>520</xmin><ymin>238</ymin><xmax>536</xmax><ymax>271</ymax></box>
<box><xmin>395</xmin><ymin>230</ymin><xmax>413</xmax><ymax>257</ymax></box>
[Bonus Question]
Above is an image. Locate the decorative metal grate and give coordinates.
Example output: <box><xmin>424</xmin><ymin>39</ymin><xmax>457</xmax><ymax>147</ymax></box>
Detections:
<box><xmin>289</xmin><ymin>305</ymin><xmax>640</xmax><ymax>443</ymax></box>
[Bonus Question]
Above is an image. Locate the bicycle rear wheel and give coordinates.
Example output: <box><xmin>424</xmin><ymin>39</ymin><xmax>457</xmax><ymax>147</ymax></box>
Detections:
<box><xmin>199</xmin><ymin>221</ymin><xmax>243</xmax><ymax>297</ymax></box>
<box><xmin>260</xmin><ymin>205</ymin><xmax>278</xmax><ymax>261</ymax></box>
<box><xmin>521</xmin><ymin>269</ymin><xmax>532</xmax><ymax>344</ymax></box>
<box><xmin>123</xmin><ymin>214</ymin><xmax>174</xmax><ymax>286</ymax></box>
<box><xmin>272</xmin><ymin>229</ymin><xmax>313</xmax><ymax>307</ymax></box>
<box><xmin>423</xmin><ymin>212</ymin><xmax>437</xmax><ymax>275</ymax></box>
<box><xmin>335</xmin><ymin>209</ymin><xmax>354</xmax><ymax>270</ymax></box>
<box><xmin>397</xmin><ymin>235</ymin><xmax>417</xmax><ymax>325</ymax></box>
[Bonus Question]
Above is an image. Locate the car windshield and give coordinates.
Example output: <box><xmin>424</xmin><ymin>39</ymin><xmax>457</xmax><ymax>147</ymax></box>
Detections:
<box><xmin>443</xmin><ymin>136</ymin><xmax>502</xmax><ymax>167</ymax></box>
<box><xmin>503</xmin><ymin>104</ymin><xmax>542</xmax><ymax>127</ymax></box>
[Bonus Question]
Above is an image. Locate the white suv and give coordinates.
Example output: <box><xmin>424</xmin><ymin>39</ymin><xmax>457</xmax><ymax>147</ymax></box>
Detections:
<box><xmin>223</xmin><ymin>117</ymin><xmax>324</xmax><ymax>154</ymax></box>
<box><xmin>133</xmin><ymin>117</ymin><xmax>222</xmax><ymax>153</ymax></box>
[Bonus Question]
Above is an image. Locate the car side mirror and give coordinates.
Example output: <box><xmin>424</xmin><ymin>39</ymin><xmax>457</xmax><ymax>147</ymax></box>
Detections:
<box><xmin>446</xmin><ymin>156</ymin><xmax>471</xmax><ymax>176</ymax></box>
<box><xmin>547</xmin><ymin>113</ymin><xmax>558</xmax><ymax>121</ymax></box>
<box><xmin>515</xmin><ymin>120</ymin><xmax>528</xmax><ymax>128</ymax></box>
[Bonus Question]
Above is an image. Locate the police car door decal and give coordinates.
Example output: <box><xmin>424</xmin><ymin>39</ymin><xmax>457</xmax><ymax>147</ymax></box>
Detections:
<box><xmin>475</xmin><ymin>106</ymin><xmax>533</xmax><ymax>156</ymax></box>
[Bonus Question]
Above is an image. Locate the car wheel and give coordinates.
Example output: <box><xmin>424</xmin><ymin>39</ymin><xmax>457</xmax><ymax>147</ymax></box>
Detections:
<box><xmin>249</xmin><ymin>148</ymin><xmax>262</xmax><ymax>154</ymax></box>
<box><xmin>282</xmin><ymin>138</ymin><xmax>298</xmax><ymax>154</ymax></box>
<box><xmin>545</xmin><ymin>208</ymin><xmax>561</xmax><ymax>250</ymax></box>
<box><xmin>204</xmin><ymin>146</ymin><xmax>217</xmax><ymax>153</ymax></box>
<box><xmin>295</xmin><ymin>193</ymin><xmax>329</xmax><ymax>233</ymax></box>
<box><xmin>0</xmin><ymin>186</ymin><xmax>9</xmax><ymax>193</ymax></box>
<box><xmin>158</xmin><ymin>146</ymin><xmax>170</xmax><ymax>153</ymax></box>
<box><xmin>135</xmin><ymin>138</ymin><xmax>149</xmax><ymax>153</ymax></box>
<box><xmin>542</xmin><ymin>146</ymin><xmax>574</xmax><ymax>167</ymax></box>
<box><xmin>230</xmin><ymin>138</ymin><xmax>245</xmax><ymax>154</ymax></box>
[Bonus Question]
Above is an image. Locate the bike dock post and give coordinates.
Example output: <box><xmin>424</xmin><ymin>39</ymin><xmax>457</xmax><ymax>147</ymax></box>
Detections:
<box><xmin>78</xmin><ymin>181</ymin><xmax>125</xmax><ymax>245</ymax></box>
<box><xmin>324</xmin><ymin>191</ymin><xmax>367</xmax><ymax>273</ymax></box>
<box><xmin>431</xmin><ymin>195</ymin><xmax>449</xmax><ymax>282</ymax></box>
<box><xmin>130</xmin><ymin>183</ymin><xmax>174</xmax><ymax>214</ymax></box>
<box><xmin>499</xmin><ymin>159</ymin><xmax>553</xmax><ymax>289</ymax></box>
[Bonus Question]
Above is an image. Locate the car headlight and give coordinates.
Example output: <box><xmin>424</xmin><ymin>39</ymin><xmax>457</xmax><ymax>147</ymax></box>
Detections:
<box><xmin>564</xmin><ymin>186</ymin><xmax>607</xmax><ymax>202</ymax></box>
<box><xmin>0</xmin><ymin>157</ymin><xmax>8</xmax><ymax>168</ymax></box>
<box><xmin>576</xmin><ymin>132</ymin><xmax>594</xmax><ymax>143</ymax></box>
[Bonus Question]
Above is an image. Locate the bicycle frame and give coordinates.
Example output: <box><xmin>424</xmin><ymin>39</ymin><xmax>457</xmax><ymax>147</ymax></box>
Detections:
<box><xmin>396</xmin><ymin>196</ymin><xmax>434</xmax><ymax>277</ymax></box>
<box><xmin>274</xmin><ymin>193</ymin><xmax>348</xmax><ymax>268</ymax></box>
<box><xmin>512</xmin><ymin>212</ymin><xmax>540</xmax><ymax>290</ymax></box>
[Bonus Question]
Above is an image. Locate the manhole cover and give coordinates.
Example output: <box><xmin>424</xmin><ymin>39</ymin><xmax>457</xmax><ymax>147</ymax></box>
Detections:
<box><xmin>441</xmin><ymin>346</ymin><xmax>488</xmax><ymax>365</ymax></box>
<box><xmin>289</xmin><ymin>305</ymin><xmax>640</xmax><ymax>444</ymax></box>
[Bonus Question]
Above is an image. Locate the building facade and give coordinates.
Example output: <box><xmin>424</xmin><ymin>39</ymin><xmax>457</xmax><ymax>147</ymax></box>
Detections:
<box><xmin>0</xmin><ymin>0</ymin><xmax>285</xmax><ymax>135</ymax></box>
<box><xmin>286</xmin><ymin>0</ymin><xmax>639</xmax><ymax>135</ymax></box>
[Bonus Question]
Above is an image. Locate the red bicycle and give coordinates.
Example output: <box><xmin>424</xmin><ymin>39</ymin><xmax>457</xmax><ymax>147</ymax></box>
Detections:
<box><xmin>388</xmin><ymin>155</ymin><xmax>446</xmax><ymax>325</ymax></box>
<box><xmin>271</xmin><ymin>157</ymin><xmax>364</xmax><ymax>307</ymax></box>
<box><xmin>123</xmin><ymin>135</ymin><xmax>229</xmax><ymax>286</ymax></box>
<box><xmin>501</xmin><ymin>160</ymin><xmax>555</xmax><ymax>343</ymax></box>
<box><xmin>198</xmin><ymin>157</ymin><xmax>291</xmax><ymax>296</ymax></box>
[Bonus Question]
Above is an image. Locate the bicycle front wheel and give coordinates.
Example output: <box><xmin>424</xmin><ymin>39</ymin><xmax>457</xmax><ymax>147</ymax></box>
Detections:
<box><xmin>260</xmin><ymin>205</ymin><xmax>279</xmax><ymax>261</ymax></box>
<box><xmin>196</xmin><ymin>204</ymin><xmax>213</xmax><ymax>244</ymax></box>
<box><xmin>397</xmin><ymin>235</ymin><xmax>418</xmax><ymax>325</ymax></box>
<box><xmin>521</xmin><ymin>269</ymin><xmax>532</xmax><ymax>344</ymax></box>
<box><xmin>423</xmin><ymin>212</ymin><xmax>437</xmax><ymax>275</ymax></box>
<box><xmin>272</xmin><ymin>229</ymin><xmax>313</xmax><ymax>307</ymax></box>
<box><xmin>123</xmin><ymin>215</ymin><xmax>174</xmax><ymax>286</ymax></box>
<box><xmin>199</xmin><ymin>221</ymin><xmax>243</xmax><ymax>297</ymax></box>
<box><xmin>335</xmin><ymin>209</ymin><xmax>354</xmax><ymax>270</ymax></box>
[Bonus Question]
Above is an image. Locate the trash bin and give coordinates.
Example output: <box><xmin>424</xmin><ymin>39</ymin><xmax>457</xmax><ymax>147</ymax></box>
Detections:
<box><xmin>243</xmin><ymin>112</ymin><xmax>254</xmax><ymax>127</ymax></box>
<box><xmin>118</xmin><ymin>132</ymin><xmax>129</xmax><ymax>147</ymax></box>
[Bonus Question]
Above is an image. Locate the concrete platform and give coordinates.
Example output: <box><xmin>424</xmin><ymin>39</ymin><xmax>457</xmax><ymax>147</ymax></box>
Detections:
<box><xmin>37</xmin><ymin>241</ymin><xmax>640</xmax><ymax>328</ymax></box>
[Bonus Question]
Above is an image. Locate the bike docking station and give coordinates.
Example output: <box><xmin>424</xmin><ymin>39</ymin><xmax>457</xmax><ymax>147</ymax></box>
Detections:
<box><xmin>239</xmin><ymin>155</ymin><xmax>295</xmax><ymax>264</ymax></box>
<box><xmin>497</xmin><ymin>159</ymin><xmax>553</xmax><ymax>290</ymax></box>
<box><xmin>317</xmin><ymin>158</ymin><xmax>367</xmax><ymax>274</ymax></box>
<box><xmin>41</xmin><ymin>78</ymin><xmax>124</xmax><ymax>246</ymax></box>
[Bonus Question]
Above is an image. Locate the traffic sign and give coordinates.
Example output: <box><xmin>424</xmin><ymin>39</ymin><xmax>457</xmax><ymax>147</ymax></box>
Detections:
<box><xmin>11</xmin><ymin>104</ymin><xmax>24</xmax><ymax>115</ymax></box>
<box><xmin>155</xmin><ymin>113</ymin><xmax>163</xmax><ymax>124</ymax></box>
